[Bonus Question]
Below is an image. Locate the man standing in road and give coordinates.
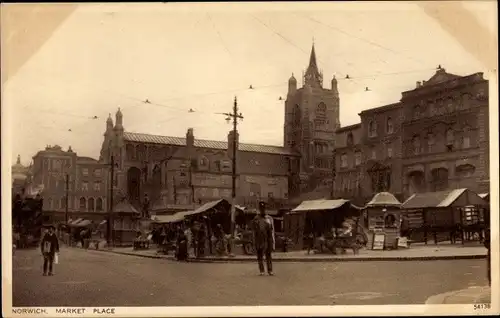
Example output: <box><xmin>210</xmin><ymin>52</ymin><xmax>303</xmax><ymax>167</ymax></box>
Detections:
<box><xmin>252</xmin><ymin>201</ymin><xmax>275</xmax><ymax>276</ymax></box>
<box><xmin>41</xmin><ymin>225</ymin><xmax>60</xmax><ymax>276</ymax></box>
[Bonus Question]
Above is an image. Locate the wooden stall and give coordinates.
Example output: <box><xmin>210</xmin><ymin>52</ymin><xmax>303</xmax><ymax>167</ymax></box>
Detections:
<box><xmin>111</xmin><ymin>200</ymin><xmax>142</xmax><ymax>246</ymax></box>
<box><xmin>401</xmin><ymin>188</ymin><xmax>489</xmax><ymax>245</ymax></box>
<box><xmin>285</xmin><ymin>199</ymin><xmax>362</xmax><ymax>250</ymax></box>
<box><xmin>363</xmin><ymin>192</ymin><xmax>402</xmax><ymax>250</ymax></box>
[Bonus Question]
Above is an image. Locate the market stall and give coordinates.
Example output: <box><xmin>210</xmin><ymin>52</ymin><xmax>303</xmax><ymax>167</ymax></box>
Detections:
<box><xmin>401</xmin><ymin>188</ymin><xmax>489</xmax><ymax>245</ymax></box>
<box><xmin>286</xmin><ymin>199</ymin><xmax>362</xmax><ymax>250</ymax></box>
<box><xmin>363</xmin><ymin>192</ymin><xmax>402</xmax><ymax>250</ymax></box>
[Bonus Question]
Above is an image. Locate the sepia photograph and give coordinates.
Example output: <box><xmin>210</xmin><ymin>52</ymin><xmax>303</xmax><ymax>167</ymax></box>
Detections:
<box><xmin>2</xmin><ymin>1</ymin><xmax>498</xmax><ymax>316</ymax></box>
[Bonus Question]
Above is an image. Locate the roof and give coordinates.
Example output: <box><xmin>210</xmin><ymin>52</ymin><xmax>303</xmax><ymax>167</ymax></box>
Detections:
<box><xmin>151</xmin><ymin>214</ymin><xmax>185</xmax><ymax>224</ymax></box>
<box><xmin>359</xmin><ymin>102</ymin><xmax>401</xmax><ymax>115</ymax></box>
<box><xmin>77</xmin><ymin>156</ymin><xmax>98</xmax><ymax>162</ymax></box>
<box><xmin>113</xmin><ymin>200</ymin><xmax>140</xmax><ymax>214</ymax></box>
<box><xmin>423</xmin><ymin>69</ymin><xmax>461</xmax><ymax>86</ymax></box>
<box><xmin>401</xmin><ymin>188</ymin><xmax>488</xmax><ymax>209</ymax></box>
<box><xmin>366</xmin><ymin>192</ymin><xmax>402</xmax><ymax>208</ymax></box>
<box><xmin>185</xmin><ymin>199</ymin><xmax>229</xmax><ymax>216</ymax></box>
<box><xmin>123</xmin><ymin>132</ymin><xmax>297</xmax><ymax>156</ymax></box>
<box><xmin>479</xmin><ymin>193</ymin><xmax>489</xmax><ymax>200</ymax></box>
<box><xmin>291</xmin><ymin>199</ymin><xmax>350</xmax><ymax>213</ymax></box>
<box><xmin>336</xmin><ymin>123</ymin><xmax>361</xmax><ymax>133</ymax></box>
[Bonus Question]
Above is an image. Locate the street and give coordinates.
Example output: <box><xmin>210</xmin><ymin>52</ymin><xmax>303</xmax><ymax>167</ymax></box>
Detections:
<box><xmin>13</xmin><ymin>247</ymin><xmax>489</xmax><ymax>307</ymax></box>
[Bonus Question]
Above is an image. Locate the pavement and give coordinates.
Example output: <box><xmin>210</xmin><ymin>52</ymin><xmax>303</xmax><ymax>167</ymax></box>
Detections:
<box><xmin>426</xmin><ymin>285</ymin><xmax>491</xmax><ymax>304</ymax></box>
<box><xmin>12</xmin><ymin>247</ymin><xmax>490</xmax><ymax>307</ymax></box>
<box><xmin>93</xmin><ymin>242</ymin><xmax>487</xmax><ymax>263</ymax></box>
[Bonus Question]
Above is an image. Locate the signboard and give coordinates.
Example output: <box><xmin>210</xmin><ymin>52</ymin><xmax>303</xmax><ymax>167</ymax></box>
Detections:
<box><xmin>397</xmin><ymin>236</ymin><xmax>409</xmax><ymax>249</ymax></box>
<box><xmin>372</xmin><ymin>233</ymin><xmax>385</xmax><ymax>250</ymax></box>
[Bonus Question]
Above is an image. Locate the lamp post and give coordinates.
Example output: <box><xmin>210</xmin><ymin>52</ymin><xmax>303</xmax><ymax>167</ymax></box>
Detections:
<box><xmin>220</xmin><ymin>96</ymin><xmax>243</xmax><ymax>256</ymax></box>
<box><xmin>330</xmin><ymin>148</ymin><xmax>337</xmax><ymax>199</ymax></box>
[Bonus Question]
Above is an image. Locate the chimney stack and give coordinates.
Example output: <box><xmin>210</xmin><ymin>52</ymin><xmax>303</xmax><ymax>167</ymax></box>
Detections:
<box><xmin>416</xmin><ymin>81</ymin><xmax>422</xmax><ymax>88</ymax></box>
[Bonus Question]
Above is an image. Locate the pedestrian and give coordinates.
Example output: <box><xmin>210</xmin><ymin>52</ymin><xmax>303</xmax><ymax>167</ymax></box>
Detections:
<box><xmin>197</xmin><ymin>223</ymin><xmax>206</xmax><ymax>258</ymax></box>
<box><xmin>252</xmin><ymin>201</ymin><xmax>275</xmax><ymax>276</ymax></box>
<box><xmin>484</xmin><ymin>227</ymin><xmax>490</xmax><ymax>286</ymax></box>
<box><xmin>40</xmin><ymin>225</ymin><xmax>60</xmax><ymax>276</ymax></box>
<box><xmin>176</xmin><ymin>228</ymin><xmax>188</xmax><ymax>261</ymax></box>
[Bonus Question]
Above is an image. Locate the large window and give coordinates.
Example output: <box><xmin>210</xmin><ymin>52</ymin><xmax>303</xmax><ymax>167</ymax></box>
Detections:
<box><xmin>88</xmin><ymin>197</ymin><xmax>95</xmax><ymax>212</ymax></box>
<box><xmin>427</xmin><ymin>133</ymin><xmax>435</xmax><ymax>153</ymax></box>
<box><xmin>96</xmin><ymin>197</ymin><xmax>104</xmax><ymax>211</ymax></box>
<box><xmin>354</xmin><ymin>151</ymin><xmax>362</xmax><ymax>166</ymax></box>
<box><xmin>79</xmin><ymin>197</ymin><xmax>87</xmax><ymax>211</ymax></box>
<box><xmin>412</xmin><ymin>136</ymin><xmax>421</xmax><ymax>155</ymax></box>
<box><xmin>340</xmin><ymin>154</ymin><xmax>348</xmax><ymax>168</ymax></box>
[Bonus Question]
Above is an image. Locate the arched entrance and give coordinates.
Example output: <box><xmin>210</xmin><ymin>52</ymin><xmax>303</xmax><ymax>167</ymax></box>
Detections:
<box><xmin>127</xmin><ymin>167</ymin><xmax>141</xmax><ymax>204</ymax></box>
<box><xmin>408</xmin><ymin>171</ymin><xmax>425</xmax><ymax>194</ymax></box>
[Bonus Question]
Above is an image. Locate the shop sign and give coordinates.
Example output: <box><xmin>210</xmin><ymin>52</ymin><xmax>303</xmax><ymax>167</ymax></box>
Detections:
<box><xmin>372</xmin><ymin>233</ymin><xmax>385</xmax><ymax>250</ymax></box>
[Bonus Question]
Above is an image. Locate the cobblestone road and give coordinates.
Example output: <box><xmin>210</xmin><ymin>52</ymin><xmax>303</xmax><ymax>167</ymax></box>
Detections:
<box><xmin>12</xmin><ymin>247</ymin><xmax>489</xmax><ymax>307</ymax></box>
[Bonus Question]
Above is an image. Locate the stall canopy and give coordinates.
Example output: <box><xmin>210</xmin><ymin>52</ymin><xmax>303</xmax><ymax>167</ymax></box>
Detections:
<box><xmin>113</xmin><ymin>200</ymin><xmax>141</xmax><ymax>215</ymax></box>
<box><xmin>365</xmin><ymin>192</ymin><xmax>402</xmax><ymax>208</ymax></box>
<box><xmin>401</xmin><ymin>188</ymin><xmax>488</xmax><ymax>209</ymax></box>
<box><xmin>184</xmin><ymin>199</ymin><xmax>230</xmax><ymax>217</ymax></box>
<box><xmin>69</xmin><ymin>218</ymin><xmax>84</xmax><ymax>226</ymax></box>
<box><xmin>479</xmin><ymin>193</ymin><xmax>490</xmax><ymax>201</ymax></box>
<box><xmin>151</xmin><ymin>213</ymin><xmax>185</xmax><ymax>224</ymax></box>
<box><xmin>76</xmin><ymin>219</ymin><xmax>92</xmax><ymax>227</ymax></box>
<box><xmin>291</xmin><ymin>199</ymin><xmax>356</xmax><ymax>213</ymax></box>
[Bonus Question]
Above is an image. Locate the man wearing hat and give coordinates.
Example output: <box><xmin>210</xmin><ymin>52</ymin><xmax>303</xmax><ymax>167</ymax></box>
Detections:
<box><xmin>252</xmin><ymin>201</ymin><xmax>275</xmax><ymax>276</ymax></box>
<box><xmin>40</xmin><ymin>225</ymin><xmax>60</xmax><ymax>276</ymax></box>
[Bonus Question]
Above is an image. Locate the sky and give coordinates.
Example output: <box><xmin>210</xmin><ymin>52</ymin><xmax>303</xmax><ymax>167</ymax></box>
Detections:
<box><xmin>3</xmin><ymin>1</ymin><xmax>497</xmax><ymax>165</ymax></box>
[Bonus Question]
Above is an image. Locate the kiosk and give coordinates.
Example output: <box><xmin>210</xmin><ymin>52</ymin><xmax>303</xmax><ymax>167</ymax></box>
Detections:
<box><xmin>363</xmin><ymin>192</ymin><xmax>402</xmax><ymax>250</ymax></box>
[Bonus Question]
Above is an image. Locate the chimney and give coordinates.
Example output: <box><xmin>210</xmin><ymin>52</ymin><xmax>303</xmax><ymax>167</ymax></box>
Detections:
<box><xmin>416</xmin><ymin>81</ymin><xmax>422</xmax><ymax>88</ymax></box>
<box><xmin>186</xmin><ymin>128</ymin><xmax>195</xmax><ymax>157</ymax></box>
<box><xmin>227</xmin><ymin>130</ymin><xmax>239</xmax><ymax>159</ymax></box>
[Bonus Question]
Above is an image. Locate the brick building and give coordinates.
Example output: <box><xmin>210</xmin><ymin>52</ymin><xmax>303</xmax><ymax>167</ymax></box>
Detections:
<box><xmin>334</xmin><ymin>68</ymin><xmax>489</xmax><ymax>202</ymax></box>
<box><xmin>31</xmin><ymin>145</ymin><xmax>109</xmax><ymax>218</ymax></box>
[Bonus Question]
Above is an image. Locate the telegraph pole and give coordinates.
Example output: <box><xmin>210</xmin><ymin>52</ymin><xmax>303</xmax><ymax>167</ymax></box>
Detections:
<box><xmin>221</xmin><ymin>96</ymin><xmax>243</xmax><ymax>256</ymax></box>
<box><xmin>107</xmin><ymin>154</ymin><xmax>115</xmax><ymax>247</ymax></box>
<box><xmin>65</xmin><ymin>174</ymin><xmax>69</xmax><ymax>224</ymax></box>
<box><xmin>330</xmin><ymin>148</ymin><xmax>336</xmax><ymax>199</ymax></box>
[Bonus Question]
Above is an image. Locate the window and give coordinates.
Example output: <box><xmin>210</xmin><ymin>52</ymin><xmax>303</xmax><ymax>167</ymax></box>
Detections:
<box><xmin>199</xmin><ymin>156</ymin><xmax>208</xmax><ymax>167</ymax></box>
<box><xmin>213</xmin><ymin>160</ymin><xmax>221</xmax><ymax>171</ymax></box>
<box><xmin>94</xmin><ymin>169</ymin><xmax>101</xmax><ymax>177</ymax></box>
<box><xmin>268</xmin><ymin>192</ymin><xmax>274</xmax><ymax>198</ymax></box>
<box><xmin>446</xmin><ymin>129</ymin><xmax>454</xmax><ymax>145</ymax></box>
<box><xmin>412</xmin><ymin>136</ymin><xmax>421</xmax><ymax>155</ymax></box>
<box><xmin>371</xmin><ymin>148</ymin><xmax>377</xmax><ymax>160</ymax></box>
<box><xmin>368</xmin><ymin>120</ymin><xmax>377</xmax><ymax>137</ymax></box>
<box><xmin>462</xmin><ymin>127</ymin><xmax>471</xmax><ymax>148</ymax></box>
<box><xmin>94</xmin><ymin>182</ymin><xmax>101</xmax><ymax>191</ymax></box>
<box><xmin>47</xmin><ymin>197</ymin><xmax>53</xmax><ymax>210</ymax></box>
<box><xmin>79</xmin><ymin>197</ymin><xmax>86</xmax><ymax>211</ymax></box>
<box><xmin>413</xmin><ymin>106</ymin><xmax>421</xmax><ymax>119</ymax></box>
<box><xmin>96</xmin><ymin>198</ymin><xmax>103</xmax><ymax>211</ymax></box>
<box><xmin>427</xmin><ymin>133</ymin><xmax>435</xmax><ymax>153</ymax></box>
<box><xmin>340</xmin><ymin>154</ymin><xmax>348</xmax><ymax>168</ymax></box>
<box><xmin>221</xmin><ymin>160</ymin><xmax>231</xmax><ymax>170</ymax></box>
<box><xmin>88</xmin><ymin>197</ymin><xmax>95</xmax><ymax>212</ymax></box>
<box><xmin>347</xmin><ymin>133</ymin><xmax>354</xmax><ymax>146</ymax></box>
<box><xmin>82</xmin><ymin>168</ymin><xmax>89</xmax><ymax>176</ymax></box>
<box><xmin>386</xmin><ymin>144</ymin><xmax>393</xmax><ymax>158</ymax></box>
<box><xmin>82</xmin><ymin>182</ymin><xmax>89</xmax><ymax>191</ymax></box>
<box><xmin>456</xmin><ymin>164</ymin><xmax>475</xmax><ymax>178</ymax></box>
<box><xmin>355</xmin><ymin>152</ymin><xmax>362</xmax><ymax>166</ymax></box>
<box><xmin>386</xmin><ymin>117</ymin><xmax>394</xmax><ymax>134</ymax></box>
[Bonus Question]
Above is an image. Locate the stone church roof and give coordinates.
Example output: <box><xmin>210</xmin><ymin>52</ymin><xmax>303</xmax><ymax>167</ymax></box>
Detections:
<box><xmin>123</xmin><ymin>132</ymin><xmax>298</xmax><ymax>156</ymax></box>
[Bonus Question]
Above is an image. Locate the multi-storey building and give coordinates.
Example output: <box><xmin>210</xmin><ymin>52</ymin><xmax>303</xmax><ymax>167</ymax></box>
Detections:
<box><xmin>31</xmin><ymin>145</ymin><xmax>109</xmax><ymax>218</ymax></box>
<box><xmin>334</xmin><ymin>67</ymin><xmax>489</xmax><ymax>202</ymax></box>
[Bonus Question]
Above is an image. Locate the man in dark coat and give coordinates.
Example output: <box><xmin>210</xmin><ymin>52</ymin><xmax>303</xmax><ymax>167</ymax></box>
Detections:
<box><xmin>252</xmin><ymin>201</ymin><xmax>275</xmax><ymax>276</ymax></box>
<box><xmin>41</xmin><ymin>225</ymin><xmax>60</xmax><ymax>276</ymax></box>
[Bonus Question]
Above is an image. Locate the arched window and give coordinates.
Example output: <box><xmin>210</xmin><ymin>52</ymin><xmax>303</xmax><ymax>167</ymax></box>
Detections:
<box><xmin>446</xmin><ymin>97</ymin><xmax>455</xmax><ymax>113</ymax></box>
<box><xmin>456</xmin><ymin>164</ymin><xmax>475</xmax><ymax>178</ymax></box>
<box><xmin>347</xmin><ymin>133</ymin><xmax>354</xmax><ymax>146</ymax></box>
<box><xmin>60</xmin><ymin>197</ymin><xmax>66</xmax><ymax>210</ymax></box>
<box><xmin>79</xmin><ymin>197</ymin><xmax>87</xmax><ymax>211</ymax></box>
<box><xmin>88</xmin><ymin>197</ymin><xmax>95</xmax><ymax>212</ymax></box>
<box><xmin>96</xmin><ymin>197</ymin><xmax>103</xmax><ymax>211</ymax></box>
<box><xmin>412</xmin><ymin>136</ymin><xmax>421</xmax><ymax>155</ymax></box>
<box><xmin>368</xmin><ymin>120</ymin><xmax>377</xmax><ymax>137</ymax></box>
<box><xmin>386</xmin><ymin>117</ymin><xmax>394</xmax><ymax>134</ymax></box>
<box><xmin>386</xmin><ymin>143</ymin><xmax>393</xmax><ymax>158</ymax></box>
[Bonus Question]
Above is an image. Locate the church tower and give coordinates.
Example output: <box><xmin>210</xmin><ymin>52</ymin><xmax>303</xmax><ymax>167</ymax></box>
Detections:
<box><xmin>284</xmin><ymin>43</ymin><xmax>340</xmax><ymax>192</ymax></box>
